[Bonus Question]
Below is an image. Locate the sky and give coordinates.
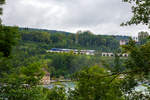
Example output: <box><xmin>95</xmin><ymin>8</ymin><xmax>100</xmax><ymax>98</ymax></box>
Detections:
<box><xmin>1</xmin><ymin>0</ymin><xmax>150</xmax><ymax>36</ymax></box>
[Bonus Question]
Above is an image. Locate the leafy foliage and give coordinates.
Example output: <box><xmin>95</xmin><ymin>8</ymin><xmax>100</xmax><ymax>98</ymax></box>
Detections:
<box><xmin>0</xmin><ymin>0</ymin><xmax>5</xmax><ymax>22</ymax></box>
<box><xmin>123</xmin><ymin>39</ymin><xmax>150</xmax><ymax>77</ymax></box>
<box><xmin>20</xmin><ymin>29</ymin><xmax>120</xmax><ymax>52</ymax></box>
<box><xmin>0</xmin><ymin>62</ymin><xmax>45</xmax><ymax>99</ymax></box>
<box><xmin>122</xmin><ymin>0</ymin><xmax>150</xmax><ymax>28</ymax></box>
<box><xmin>0</xmin><ymin>26</ymin><xmax>19</xmax><ymax>57</ymax></box>
<box><xmin>69</xmin><ymin>66</ymin><xmax>124</xmax><ymax>100</ymax></box>
<box><xmin>1</xmin><ymin>0</ymin><xmax>150</xmax><ymax>99</ymax></box>
<box><xmin>47</xmin><ymin>87</ymin><xmax>67</xmax><ymax>100</ymax></box>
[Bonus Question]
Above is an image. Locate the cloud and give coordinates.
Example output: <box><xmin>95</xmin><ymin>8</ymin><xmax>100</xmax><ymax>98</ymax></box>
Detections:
<box><xmin>1</xmin><ymin>0</ymin><xmax>150</xmax><ymax>36</ymax></box>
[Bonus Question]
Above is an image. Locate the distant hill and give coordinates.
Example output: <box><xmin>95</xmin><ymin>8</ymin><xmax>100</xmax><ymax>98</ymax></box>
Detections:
<box><xmin>99</xmin><ymin>35</ymin><xmax>130</xmax><ymax>41</ymax></box>
<box><xmin>114</xmin><ymin>35</ymin><xmax>130</xmax><ymax>41</ymax></box>
<box><xmin>17</xmin><ymin>27</ymin><xmax>132</xmax><ymax>53</ymax></box>
<box><xmin>19</xmin><ymin>27</ymin><xmax>72</xmax><ymax>34</ymax></box>
<box><xmin>19</xmin><ymin>27</ymin><xmax>130</xmax><ymax>40</ymax></box>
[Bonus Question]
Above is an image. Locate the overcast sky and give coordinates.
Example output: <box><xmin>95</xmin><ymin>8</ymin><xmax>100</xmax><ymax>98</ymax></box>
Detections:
<box><xmin>1</xmin><ymin>0</ymin><xmax>150</xmax><ymax>36</ymax></box>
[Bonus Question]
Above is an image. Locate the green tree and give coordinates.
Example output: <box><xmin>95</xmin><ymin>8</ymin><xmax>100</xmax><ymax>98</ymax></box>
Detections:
<box><xmin>0</xmin><ymin>26</ymin><xmax>19</xmax><ymax>57</ymax></box>
<box><xmin>69</xmin><ymin>66</ymin><xmax>124</xmax><ymax>100</ymax></box>
<box><xmin>120</xmin><ymin>1</ymin><xmax>150</xmax><ymax>98</ymax></box>
<box><xmin>138</xmin><ymin>31</ymin><xmax>149</xmax><ymax>45</ymax></box>
<box><xmin>122</xmin><ymin>39</ymin><xmax>150</xmax><ymax>78</ymax></box>
<box><xmin>0</xmin><ymin>62</ymin><xmax>46</xmax><ymax>100</ymax></box>
<box><xmin>0</xmin><ymin>0</ymin><xmax>5</xmax><ymax>23</ymax></box>
<box><xmin>47</xmin><ymin>87</ymin><xmax>67</xmax><ymax>100</ymax></box>
<box><xmin>122</xmin><ymin>0</ymin><xmax>150</xmax><ymax>28</ymax></box>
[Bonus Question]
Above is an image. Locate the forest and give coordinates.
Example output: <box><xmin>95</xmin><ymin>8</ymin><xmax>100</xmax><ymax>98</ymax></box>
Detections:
<box><xmin>1</xmin><ymin>0</ymin><xmax>150</xmax><ymax>100</ymax></box>
<box><xmin>8</xmin><ymin>27</ymin><xmax>128</xmax><ymax>78</ymax></box>
<box><xmin>20</xmin><ymin>27</ymin><xmax>129</xmax><ymax>52</ymax></box>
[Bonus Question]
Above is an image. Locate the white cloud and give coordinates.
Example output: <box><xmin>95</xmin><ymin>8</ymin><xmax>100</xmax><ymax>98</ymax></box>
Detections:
<box><xmin>1</xmin><ymin>0</ymin><xmax>150</xmax><ymax>36</ymax></box>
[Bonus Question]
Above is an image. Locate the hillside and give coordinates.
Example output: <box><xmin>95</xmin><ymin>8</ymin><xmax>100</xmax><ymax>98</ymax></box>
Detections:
<box><xmin>18</xmin><ymin>27</ymin><xmax>130</xmax><ymax>54</ymax></box>
<box><xmin>19</xmin><ymin>27</ymin><xmax>72</xmax><ymax>34</ymax></box>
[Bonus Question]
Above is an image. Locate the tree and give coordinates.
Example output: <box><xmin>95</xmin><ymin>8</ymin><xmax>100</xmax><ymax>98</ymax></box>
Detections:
<box><xmin>0</xmin><ymin>0</ymin><xmax>5</xmax><ymax>23</ymax></box>
<box><xmin>122</xmin><ymin>0</ymin><xmax>150</xmax><ymax>28</ymax></box>
<box><xmin>122</xmin><ymin>39</ymin><xmax>150</xmax><ymax>77</ymax></box>
<box><xmin>0</xmin><ymin>62</ymin><xmax>46</xmax><ymax>100</ymax></box>
<box><xmin>0</xmin><ymin>1</ymin><xmax>20</xmax><ymax>76</ymax></box>
<box><xmin>0</xmin><ymin>26</ymin><xmax>19</xmax><ymax>57</ymax></box>
<box><xmin>138</xmin><ymin>31</ymin><xmax>149</xmax><ymax>44</ymax></box>
<box><xmin>121</xmin><ymin>0</ymin><xmax>150</xmax><ymax>77</ymax></box>
<box><xmin>47</xmin><ymin>87</ymin><xmax>67</xmax><ymax>100</ymax></box>
<box><xmin>69</xmin><ymin>66</ymin><xmax>124</xmax><ymax>100</ymax></box>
